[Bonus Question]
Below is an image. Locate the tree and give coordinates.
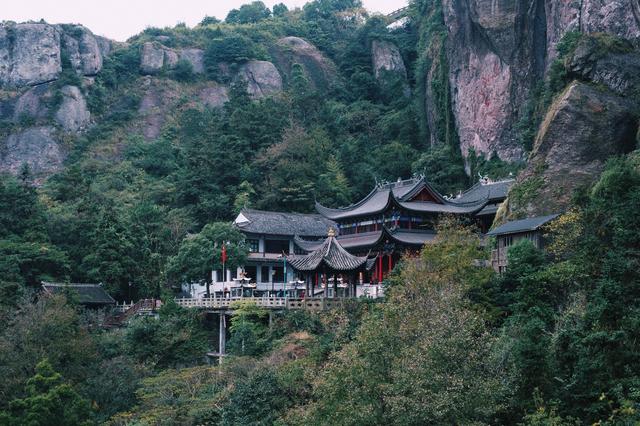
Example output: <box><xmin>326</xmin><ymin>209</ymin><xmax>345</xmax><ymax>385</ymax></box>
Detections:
<box><xmin>81</xmin><ymin>206</ymin><xmax>136</xmax><ymax>298</ymax></box>
<box><xmin>226</xmin><ymin>2</ymin><xmax>271</xmax><ymax>24</ymax></box>
<box><xmin>172</xmin><ymin>59</ymin><xmax>195</xmax><ymax>82</ymax></box>
<box><xmin>301</xmin><ymin>219</ymin><xmax>509</xmax><ymax>424</ymax></box>
<box><xmin>1</xmin><ymin>359</ymin><xmax>92</xmax><ymax>426</ymax></box>
<box><xmin>227</xmin><ymin>300</ymin><xmax>269</xmax><ymax>357</ymax></box>
<box><xmin>272</xmin><ymin>3</ymin><xmax>288</xmax><ymax>17</ymax></box>
<box><xmin>166</xmin><ymin>223</ymin><xmax>247</xmax><ymax>296</ymax></box>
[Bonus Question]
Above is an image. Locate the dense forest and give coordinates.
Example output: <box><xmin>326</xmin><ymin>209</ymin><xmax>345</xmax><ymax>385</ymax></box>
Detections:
<box><xmin>1</xmin><ymin>0</ymin><xmax>640</xmax><ymax>424</ymax></box>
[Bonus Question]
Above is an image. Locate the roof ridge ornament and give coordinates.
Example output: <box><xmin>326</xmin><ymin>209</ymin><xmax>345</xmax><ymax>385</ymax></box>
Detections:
<box><xmin>327</xmin><ymin>227</ymin><xmax>337</xmax><ymax>237</ymax></box>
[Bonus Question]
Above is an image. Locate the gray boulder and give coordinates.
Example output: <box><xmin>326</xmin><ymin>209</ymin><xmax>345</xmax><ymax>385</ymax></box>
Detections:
<box><xmin>237</xmin><ymin>61</ymin><xmax>283</xmax><ymax>98</ymax></box>
<box><xmin>1</xmin><ymin>23</ymin><xmax>62</xmax><ymax>87</ymax></box>
<box><xmin>199</xmin><ymin>84</ymin><xmax>229</xmax><ymax>108</ymax></box>
<box><xmin>61</xmin><ymin>25</ymin><xmax>103</xmax><ymax>76</ymax></box>
<box><xmin>55</xmin><ymin>85</ymin><xmax>90</xmax><ymax>132</ymax></box>
<box><xmin>502</xmin><ymin>81</ymin><xmax>638</xmax><ymax>219</ymax></box>
<box><xmin>371</xmin><ymin>40</ymin><xmax>407</xmax><ymax>80</ymax></box>
<box><xmin>13</xmin><ymin>84</ymin><xmax>52</xmax><ymax>121</ymax></box>
<box><xmin>179</xmin><ymin>49</ymin><xmax>205</xmax><ymax>74</ymax></box>
<box><xmin>271</xmin><ymin>36</ymin><xmax>337</xmax><ymax>91</ymax></box>
<box><xmin>140</xmin><ymin>42</ymin><xmax>166</xmax><ymax>74</ymax></box>
<box><xmin>0</xmin><ymin>126</ymin><xmax>64</xmax><ymax>177</ymax></box>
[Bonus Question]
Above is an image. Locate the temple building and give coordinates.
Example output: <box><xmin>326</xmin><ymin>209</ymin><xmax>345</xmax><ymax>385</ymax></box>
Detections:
<box><xmin>229</xmin><ymin>176</ymin><xmax>513</xmax><ymax>295</ymax></box>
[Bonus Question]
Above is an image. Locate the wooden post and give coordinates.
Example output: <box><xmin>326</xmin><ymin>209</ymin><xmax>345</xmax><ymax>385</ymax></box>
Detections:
<box><xmin>333</xmin><ymin>273</ymin><xmax>338</xmax><ymax>299</ymax></box>
<box><xmin>219</xmin><ymin>313</ymin><xmax>226</xmax><ymax>360</ymax></box>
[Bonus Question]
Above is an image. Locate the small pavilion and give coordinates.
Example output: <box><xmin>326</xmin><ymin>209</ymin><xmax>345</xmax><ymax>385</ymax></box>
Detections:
<box><xmin>286</xmin><ymin>229</ymin><xmax>370</xmax><ymax>298</ymax></box>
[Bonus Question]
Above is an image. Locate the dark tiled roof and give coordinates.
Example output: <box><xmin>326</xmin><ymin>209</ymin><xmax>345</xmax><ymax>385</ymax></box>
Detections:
<box><xmin>487</xmin><ymin>214</ymin><xmax>560</xmax><ymax>236</ymax></box>
<box><xmin>335</xmin><ymin>228</ymin><xmax>437</xmax><ymax>250</ymax></box>
<box><xmin>293</xmin><ymin>235</ymin><xmax>325</xmax><ymax>252</ymax></box>
<box><xmin>235</xmin><ymin>209</ymin><xmax>335</xmax><ymax>237</ymax></box>
<box><xmin>316</xmin><ymin>177</ymin><xmax>488</xmax><ymax>220</ymax></box>
<box><xmin>287</xmin><ymin>234</ymin><xmax>368</xmax><ymax>271</ymax></box>
<box><xmin>454</xmin><ymin>179</ymin><xmax>515</xmax><ymax>204</ymax></box>
<box><xmin>41</xmin><ymin>282</ymin><xmax>116</xmax><ymax>305</ymax></box>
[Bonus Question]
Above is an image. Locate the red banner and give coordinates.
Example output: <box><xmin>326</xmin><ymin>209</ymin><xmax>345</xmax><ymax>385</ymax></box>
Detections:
<box><xmin>221</xmin><ymin>244</ymin><xmax>227</xmax><ymax>264</ymax></box>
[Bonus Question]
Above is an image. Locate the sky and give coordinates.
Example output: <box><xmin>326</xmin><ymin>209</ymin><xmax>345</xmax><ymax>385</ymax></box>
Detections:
<box><xmin>3</xmin><ymin>0</ymin><xmax>407</xmax><ymax>42</ymax></box>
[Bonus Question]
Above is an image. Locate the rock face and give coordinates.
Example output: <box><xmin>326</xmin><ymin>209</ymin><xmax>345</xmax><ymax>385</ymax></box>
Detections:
<box><xmin>62</xmin><ymin>25</ymin><xmax>103</xmax><ymax>76</ymax></box>
<box><xmin>371</xmin><ymin>40</ymin><xmax>407</xmax><ymax>80</ymax></box>
<box><xmin>13</xmin><ymin>84</ymin><xmax>52</xmax><ymax>121</ymax></box>
<box><xmin>546</xmin><ymin>0</ymin><xmax>640</xmax><ymax>64</ymax></box>
<box><xmin>429</xmin><ymin>0</ymin><xmax>640</xmax><ymax>163</ymax></box>
<box><xmin>0</xmin><ymin>22</ymin><xmax>113</xmax><ymax>88</ymax></box>
<box><xmin>502</xmin><ymin>82</ymin><xmax>638</xmax><ymax>219</ymax></box>
<box><xmin>0</xmin><ymin>23</ymin><xmax>61</xmax><ymax>87</ymax></box>
<box><xmin>0</xmin><ymin>127</ymin><xmax>64</xmax><ymax>178</ymax></box>
<box><xmin>199</xmin><ymin>83</ymin><xmax>229</xmax><ymax>108</ymax></box>
<box><xmin>271</xmin><ymin>37</ymin><xmax>337</xmax><ymax>91</ymax></box>
<box><xmin>54</xmin><ymin>85</ymin><xmax>90</xmax><ymax>132</ymax></box>
<box><xmin>237</xmin><ymin>61</ymin><xmax>283</xmax><ymax>98</ymax></box>
<box><xmin>568</xmin><ymin>37</ymin><xmax>640</xmax><ymax>96</ymax></box>
<box><xmin>140</xmin><ymin>42</ymin><xmax>205</xmax><ymax>75</ymax></box>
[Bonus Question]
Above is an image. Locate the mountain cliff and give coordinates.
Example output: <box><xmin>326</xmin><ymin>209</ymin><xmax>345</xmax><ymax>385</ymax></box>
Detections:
<box><xmin>1</xmin><ymin>0</ymin><xmax>639</xmax><ymax>220</ymax></box>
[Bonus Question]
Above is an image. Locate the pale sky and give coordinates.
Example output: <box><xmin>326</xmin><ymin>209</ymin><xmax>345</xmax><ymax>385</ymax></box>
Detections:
<box><xmin>3</xmin><ymin>0</ymin><xmax>406</xmax><ymax>42</ymax></box>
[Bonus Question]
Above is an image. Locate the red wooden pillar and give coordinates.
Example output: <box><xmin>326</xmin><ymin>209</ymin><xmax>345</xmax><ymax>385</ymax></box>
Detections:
<box><xmin>378</xmin><ymin>255</ymin><xmax>383</xmax><ymax>283</ymax></box>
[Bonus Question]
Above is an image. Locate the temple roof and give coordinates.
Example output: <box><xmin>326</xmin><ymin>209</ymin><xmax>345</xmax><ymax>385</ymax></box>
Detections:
<box><xmin>296</xmin><ymin>227</ymin><xmax>438</xmax><ymax>252</ymax></box>
<box><xmin>41</xmin><ymin>282</ymin><xmax>116</xmax><ymax>305</ymax></box>
<box><xmin>454</xmin><ymin>179</ymin><xmax>515</xmax><ymax>204</ymax></box>
<box><xmin>287</xmin><ymin>231</ymin><xmax>368</xmax><ymax>271</ymax></box>
<box><xmin>487</xmin><ymin>214</ymin><xmax>560</xmax><ymax>236</ymax></box>
<box><xmin>234</xmin><ymin>209</ymin><xmax>335</xmax><ymax>237</ymax></box>
<box><xmin>316</xmin><ymin>177</ymin><xmax>489</xmax><ymax>220</ymax></box>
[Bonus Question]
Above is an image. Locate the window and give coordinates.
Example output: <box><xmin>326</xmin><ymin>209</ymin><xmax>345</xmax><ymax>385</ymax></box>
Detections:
<box><xmin>215</xmin><ymin>269</ymin><xmax>223</xmax><ymax>282</ymax></box>
<box><xmin>244</xmin><ymin>266</ymin><xmax>257</xmax><ymax>282</ymax></box>
<box><xmin>272</xmin><ymin>266</ymin><xmax>284</xmax><ymax>283</ymax></box>
<box><xmin>260</xmin><ymin>266</ymin><xmax>270</xmax><ymax>282</ymax></box>
<box><xmin>265</xmin><ymin>239</ymin><xmax>290</xmax><ymax>254</ymax></box>
<box><xmin>502</xmin><ymin>235</ymin><xmax>513</xmax><ymax>248</ymax></box>
<box><xmin>247</xmin><ymin>239</ymin><xmax>259</xmax><ymax>253</ymax></box>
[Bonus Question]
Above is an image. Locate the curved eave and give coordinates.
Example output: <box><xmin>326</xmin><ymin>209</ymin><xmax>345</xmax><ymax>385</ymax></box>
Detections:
<box><xmin>398</xmin><ymin>199</ymin><xmax>487</xmax><ymax>215</ymax></box>
<box><xmin>315</xmin><ymin>189</ymin><xmax>392</xmax><ymax>220</ymax></box>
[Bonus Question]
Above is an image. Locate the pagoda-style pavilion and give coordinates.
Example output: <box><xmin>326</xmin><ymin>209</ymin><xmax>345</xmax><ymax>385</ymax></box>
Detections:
<box><xmin>286</xmin><ymin>229</ymin><xmax>370</xmax><ymax>298</ymax></box>
<box><xmin>309</xmin><ymin>176</ymin><xmax>513</xmax><ymax>283</ymax></box>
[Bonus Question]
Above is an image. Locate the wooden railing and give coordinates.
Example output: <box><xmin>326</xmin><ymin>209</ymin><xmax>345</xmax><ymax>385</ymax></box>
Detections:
<box><xmin>174</xmin><ymin>297</ymin><xmax>345</xmax><ymax>311</ymax></box>
<box><xmin>386</xmin><ymin>6</ymin><xmax>410</xmax><ymax>21</ymax></box>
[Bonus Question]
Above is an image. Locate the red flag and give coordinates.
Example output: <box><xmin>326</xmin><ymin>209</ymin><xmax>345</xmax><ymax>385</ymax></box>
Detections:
<box><xmin>221</xmin><ymin>244</ymin><xmax>227</xmax><ymax>263</ymax></box>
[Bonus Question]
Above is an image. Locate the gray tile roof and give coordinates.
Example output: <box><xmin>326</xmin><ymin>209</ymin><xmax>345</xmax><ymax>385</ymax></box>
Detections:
<box><xmin>287</xmin><ymin>235</ymin><xmax>368</xmax><ymax>271</ymax></box>
<box><xmin>335</xmin><ymin>228</ymin><xmax>437</xmax><ymax>250</ymax></box>
<box><xmin>235</xmin><ymin>209</ymin><xmax>336</xmax><ymax>237</ymax></box>
<box><xmin>316</xmin><ymin>177</ymin><xmax>488</xmax><ymax>220</ymax></box>
<box><xmin>487</xmin><ymin>214</ymin><xmax>560</xmax><ymax>236</ymax></box>
<box><xmin>454</xmin><ymin>179</ymin><xmax>515</xmax><ymax>204</ymax></box>
<box><xmin>41</xmin><ymin>282</ymin><xmax>116</xmax><ymax>305</ymax></box>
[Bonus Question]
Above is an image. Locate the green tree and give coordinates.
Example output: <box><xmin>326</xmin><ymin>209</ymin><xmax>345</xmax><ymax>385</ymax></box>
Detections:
<box><xmin>226</xmin><ymin>1</ymin><xmax>271</xmax><ymax>24</ymax></box>
<box><xmin>81</xmin><ymin>206</ymin><xmax>136</xmax><ymax>298</ymax></box>
<box><xmin>1</xmin><ymin>359</ymin><xmax>92</xmax><ymax>426</ymax></box>
<box><xmin>227</xmin><ymin>300</ymin><xmax>269</xmax><ymax>357</ymax></box>
<box><xmin>166</xmin><ymin>223</ymin><xmax>247</xmax><ymax>296</ymax></box>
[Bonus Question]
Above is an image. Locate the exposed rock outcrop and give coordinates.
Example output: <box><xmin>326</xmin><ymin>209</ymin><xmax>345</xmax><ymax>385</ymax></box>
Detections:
<box><xmin>502</xmin><ymin>82</ymin><xmax>638</xmax><ymax>219</ymax></box>
<box><xmin>199</xmin><ymin>83</ymin><xmax>229</xmax><ymax>108</ymax></box>
<box><xmin>0</xmin><ymin>22</ymin><xmax>113</xmax><ymax>88</ymax></box>
<box><xmin>140</xmin><ymin>42</ymin><xmax>204</xmax><ymax>75</ymax></box>
<box><xmin>62</xmin><ymin>25</ymin><xmax>103</xmax><ymax>76</ymax></box>
<box><xmin>0</xmin><ymin>126</ymin><xmax>64</xmax><ymax>178</ymax></box>
<box><xmin>54</xmin><ymin>85</ymin><xmax>90</xmax><ymax>132</ymax></box>
<box><xmin>13</xmin><ymin>84</ymin><xmax>52</xmax><ymax>121</ymax></box>
<box><xmin>568</xmin><ymin>37</ymin><xmax>640</xmax><ymax>97</ymax></box>
<box><xmin>371</xmin><ymin>40</ymin><xmax>407</xmax><ymax>80</ymax></box>
<box><xmin>271</xmin><ymin>37</ymin><xmax>337</xmax><ymax>91</ymax></box>
<box><xmin>236</xmin><ymin>61</ymin><xmax>283</xmax><ymax>98</ymax></box>
<box><xmin>427</xmin><ymin>0</ymin><xmax>640</xmax><ymax>164</ymax></box>
<box><xmin>546</xmin><ymin>0</ymin><xmax>640</xmax><ymax>64</ymax></box>
<box><xmin>0</xmin><ymin>23</ymin><xmax>62</xmax><ymax>87</ymax></box>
